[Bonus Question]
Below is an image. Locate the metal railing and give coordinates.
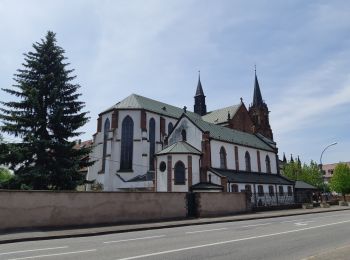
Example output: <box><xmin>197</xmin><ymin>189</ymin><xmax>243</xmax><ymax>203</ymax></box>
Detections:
<box><xmin>247</xmin><ymin>192</ymin><xmax>295</xmax><ymax>208</ymax></box>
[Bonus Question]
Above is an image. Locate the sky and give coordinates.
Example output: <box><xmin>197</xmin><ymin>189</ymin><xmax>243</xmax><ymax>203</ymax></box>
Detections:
<box><xmin>0</xmin><ymin>0</ymin><xmax>349</xmax><ymax>164</ymax></box>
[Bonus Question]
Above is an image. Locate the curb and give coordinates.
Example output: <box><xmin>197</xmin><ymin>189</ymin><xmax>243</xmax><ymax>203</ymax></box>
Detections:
<box><xmin>1</xmin><ymin>207</ymin><xmax>349</xmax><ymax>245</ymax></box>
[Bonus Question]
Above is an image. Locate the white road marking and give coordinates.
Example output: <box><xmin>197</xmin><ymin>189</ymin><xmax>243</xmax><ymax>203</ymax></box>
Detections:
<box><xmin>242</xmin><ymin>223</ymin><xmax>271</xmax><ymax>228</ymax></box>
<box><xmin>0</xmin><ymin>246</ymin><xmax>68</xmax><ymax>256</ymax></box>
<box><xmin>7</xmin><ymin>249</ymin><xmax>96</xmax><ymax>260</ymax></box>
<box><xmin>294</xmin><ymin>221</ymin><xmax>315</xmax><ymax>226</ymax></box>
<box><xmin>115</xmin><ymin>219</ymin><xmax>350</xmax><ymax>260</ymax></box>
<box><xmin>280</xmin><ymin>219</ymin><xmax>303</xmax><ymax>223</ymax></box>
<box><xmin>103</xmin><ymin>235</ymin><xmax>166</xmax><ymax>244</ymax></box>
<box><xmin>186</xmin><ymin>228</ymin><xmax>228</xmax><ymax>234</ymax></box>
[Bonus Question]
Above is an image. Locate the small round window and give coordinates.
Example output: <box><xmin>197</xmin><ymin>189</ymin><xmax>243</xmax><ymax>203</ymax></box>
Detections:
<box><xmin>159</xmin><ymin>161</ymin><xmax>166</xmax><ymax>172</ymax></box>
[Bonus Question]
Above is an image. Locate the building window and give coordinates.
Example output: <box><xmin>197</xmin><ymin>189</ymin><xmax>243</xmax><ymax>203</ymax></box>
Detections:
<box><xmin>159</xmin><ymin>161</ymin><xmax>166</xmax><ymax>172</ymax></box>
<box><xmin>245</xmin><ymin>184</ymin><xmax>252</xmax><ymax>193</ymax></box>
<box><xmin>245</xmin><ymin>151</ymin><xmax>251</xmax><ymax>172</ymax></box>
<box><xmin>220</xmin><ymin>147</ymin><xmax>227</xmax><ymax>169</ymax></box>
<box><xmin>268</xmin><ymin>185</ymin><xmax>274</xmax><ymax>196</ymax></box>
<box><xmin>287</xmin><ymin>186</ymin><xmax>293</xmax><ymax>196</ymax></box>
<box><xmin>102</xmin><ymin>118</ymin><xmax>110</xmax><ymax>172</ymax></box>
<box><xmin>174</xmin><ymin>161</ymin><xmax>186</xmax><ymax>185</ymax></box>
<box><xmin>231</xmin><ymin>184</ymin><xmax>239</xmax><ymax>192</ymax></box>
<box><xmin>149</xmin><ymin>118</ymin><xmax>156</xmax><ymax>171</ymax></box>
<box><xmin>279</xmin><ymin>186</ymin><xmax>284</xmax><ymax>196</ymax></box>
<box><xmin>258</xmin><ymin>185</ymin><xmax>264</xmax><ymax>196</ymax></box>
<box><xmin>168</xmin><ymin>122</ymin><xmax>174</xmax><ymax>135</ymax></box>
<box><xmin>265</xmin><ymin>155</ymin><xmax>271</xmax><ymax>173</ymax></box>
<box><xmin>120</xmin><ymin>116</ymin><xmax>134</xmax><ymax>171</ymax></box>
<box><xmin>181</xmin><ymin>129</ymin><xmax>187</xmax><ymax>141</ymax></box>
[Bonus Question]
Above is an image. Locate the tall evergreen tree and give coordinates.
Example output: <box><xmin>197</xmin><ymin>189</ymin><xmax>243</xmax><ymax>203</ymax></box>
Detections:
<box><xmin>0</xmin><ymin>31</ymin><xmax>91</xmax><ymax>190</ymax></box>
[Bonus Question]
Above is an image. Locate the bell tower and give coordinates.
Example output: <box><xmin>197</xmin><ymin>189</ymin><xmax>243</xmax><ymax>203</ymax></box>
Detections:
<box><xmin>248</xmin><ymin>68</ymin><xmax>273</xmax><ymax>140</ymax></box>
<box><xmin>194</xmin><ymin>72</ymin><xmax>207</xmax><ymax>116</ymax></box>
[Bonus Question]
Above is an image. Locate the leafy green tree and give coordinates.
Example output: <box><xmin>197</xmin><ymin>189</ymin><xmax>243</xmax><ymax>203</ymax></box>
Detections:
<box><xmin>282</xmin><ymin>161</ymin><xmax>302</xmax><ymax>181</ymax></box>
<box><xmin>300</xmin><ymin>161</ymin><xmax>323</xmax><ymax>189</ymax></box>
<box><xmin>0</xmin><ymin>31</ymin><xmax>91</xmax><ymax>190</ymax></box>
<box><xmin>330</xmin><ymin>163</ymin><xmax>350</xmax><ymax>201</ymax></box>
<box><xmin>282</xmin><ymin>160</ymin><xmax>323</xmax><ymax>189</ymax></box>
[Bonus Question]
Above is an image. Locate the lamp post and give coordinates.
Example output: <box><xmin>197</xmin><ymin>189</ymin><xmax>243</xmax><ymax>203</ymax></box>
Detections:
<box><xmin>320</xmin><ymin>142</ymin><xmax>337</xmax><ymax>198</ymax></box>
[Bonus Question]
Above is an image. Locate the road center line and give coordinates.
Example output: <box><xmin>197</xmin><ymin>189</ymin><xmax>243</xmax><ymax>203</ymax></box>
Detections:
<box><xmin>7</xmin><ymin>249</ymin><xmax>96</xmax><ymax>260</ymax></box>
<box><xmin>115</xmin><ymin>219</ymin><xmax>350</xmax><ymax>260</ymax></box>
<box><xmin>242</xmin><ymin>223</ymin><xmax>271</xmax><ymax>228</ymax></box>
<box><xmin>280</xmin><ymin>220</ymin><xmax>303</xmax><ymax>223</ymax></box>
<box><xmin>104</xmin><ymin>235</ymin><xmax>166</xmax><ymax>244</ymax></box>
<box><xmin>186</xmin><ymin>228</ymin><xmax>228</xmax><ymax>234</ymax></box>
<box><xmin>0</xmin><ymin>247</ymin><xmax>68</xmax><ymax>256</ymax></box>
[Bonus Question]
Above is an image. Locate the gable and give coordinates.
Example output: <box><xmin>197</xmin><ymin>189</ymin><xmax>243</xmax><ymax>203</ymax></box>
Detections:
<box><xmin>168</xmin><ymin>117</ymin><xmax>203</xmax><ymax>151</ymax></box>
<box><xmin>227</xmin><ymin>103</ymin><xmax>254</xmax><ymax>134</ymax></box>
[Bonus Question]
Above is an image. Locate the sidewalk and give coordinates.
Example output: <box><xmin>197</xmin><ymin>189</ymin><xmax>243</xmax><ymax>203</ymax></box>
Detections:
<box><xmin>1</xmin><ymin>206</ymin><xmax>349</xmax><ymax>244</ymax></box>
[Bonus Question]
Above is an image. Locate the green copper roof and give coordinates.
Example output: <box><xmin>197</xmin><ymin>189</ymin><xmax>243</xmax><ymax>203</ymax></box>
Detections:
<box><xmin>157</xmin><ymin>141</ymin><xmax>201</xmax><ymax>155</ymax></box>
<box><xmin>101</xmin><ymin>94</ymin><xmax>197</xmax><ymax>118</ymax></box>
<box><xmin>185</xmin><ymin>113</ymin><xmax>275</xmax><ymax>152</ymax></box>
<box><xmin>202</xmin><ymin>104</ymin><xmax>241</xmax><ymax>124</ymax></box>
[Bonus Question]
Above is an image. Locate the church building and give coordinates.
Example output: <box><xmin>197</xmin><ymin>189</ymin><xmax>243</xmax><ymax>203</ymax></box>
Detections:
<box><xmin>87</xmin><ymin>72</ymin><xmax>294</xmax><ymax>205</ymax></box>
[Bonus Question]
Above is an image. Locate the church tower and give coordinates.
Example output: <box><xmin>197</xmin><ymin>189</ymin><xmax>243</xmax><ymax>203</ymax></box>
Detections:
<box><xmin>248</xmin><ymin>70</ymin><xmax>273</xmax><ymax>140</ymax></box>
<box><xmin>194</xmin><ymin>73</ymin><xmax>207</xmax><ymax>116</ymax></box>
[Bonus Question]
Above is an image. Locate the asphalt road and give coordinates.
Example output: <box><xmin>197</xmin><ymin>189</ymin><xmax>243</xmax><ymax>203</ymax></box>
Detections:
<box><xmin>1</xmin><ymin>211</ymin><xmax>350</xmax><ymax>260</ymax></box>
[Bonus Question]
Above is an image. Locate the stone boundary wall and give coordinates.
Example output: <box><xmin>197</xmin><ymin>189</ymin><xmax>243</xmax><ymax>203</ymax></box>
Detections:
<box><xmin>196</xmin><ymin>192</ymin><xmax>249</xmax><ymax>217</ymax></box>
<box><xmin>0</xmin><ymin>191</ymin><xmax>187</xmax><ymax>231</ymax></box>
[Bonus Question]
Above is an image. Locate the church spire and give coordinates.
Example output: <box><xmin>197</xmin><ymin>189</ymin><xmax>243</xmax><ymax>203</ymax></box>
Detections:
<box><xmin>248</xmin><ymin>66</ymin><xmax>274</xmax><ymax>140</ymax></box>
<box><xmin>194</xmin><ymin>71</ymin><xmax>207</xmax><ymax>116</ymax></box>
<box><xmin>253</xmin><ymin>67</ymin><xmax>263</xmax><ymax>106</ymax></box>
<box><xmin>195</xmin><ymin>71</ymin><xmax>204</xmax><ymax>96</ymax></box>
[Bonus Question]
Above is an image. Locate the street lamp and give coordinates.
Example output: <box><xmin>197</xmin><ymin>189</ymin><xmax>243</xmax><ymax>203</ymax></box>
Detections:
<box><xmin>320</xmin><ymin>142</ymin><xmax>337</xmax><ymax>196</ymax></box>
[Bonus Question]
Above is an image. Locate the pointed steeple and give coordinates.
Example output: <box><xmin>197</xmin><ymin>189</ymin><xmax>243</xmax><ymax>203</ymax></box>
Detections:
<box><xmin>253</xmin><ymin>67</ymin><xmax>263</xmax><ymax>106</ymax></box>
<box><xmin>194</xmin><ymin>71</ymin><xmax>207</xmax><ymax>116</ymax></box>
<box><xmin>283</xmin><ymin>153</ymin><xmax>287</xmax><ymax>163</ymax></box>
<box><xmin>248</xmin><ymin>66</ymin><xmax>274</xmax><ymax>140</ymax></box>
<box><xmin>195</xmin><ymin>72</ymin><xmax>204</xmax><ymax>96</ymax></box>
<box><xmin>290</xmin><ymin>154</ymin><xmax>294</xmax><ymax>163</ymax></box>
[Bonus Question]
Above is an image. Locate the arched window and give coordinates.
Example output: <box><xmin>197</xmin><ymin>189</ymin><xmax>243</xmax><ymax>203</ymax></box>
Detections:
<box><xmin>268</xmin><ymin>185</ymin><xmax>274</xmax><ymax>196</ymax></box>
<box><xmin>265</xmin><ymin>155</ymin><xmax>271</xmax><ymax>173</ymax></box>
<box><xmin>174</xmin><ymin>161</ymin><xmax>185</xmax><ymax>184</ymax></box>
<box><xmin>149</xmin><ymin>118</ymin><xmax>156</xmax><ymax>171</ymax></box>
<box><xmin>287</xmin><ymin>186</ymin><xmax>293</xmax><ymax>196</ymax></box>
<box><xmin>181</xmin><ymin>129</ymin><xmax>187</xmax><ymax>141</ymax></box>
<box><xmin>168</xmin><ymin>122</ymin><xmax>173</xmax><ymax>135</ymax></box>
<box><xmin>231</xmin><ymin>184</ymin><xmax>239</xmax><ymax>192</ymax></box>
<box><xmin>120</xmin><ymin>116</ymin><xmax>134</xmax><ymax>171</ymax></box>
<box><xmin>220</xmin><ymin>147</ymin><xmax>227</xmax><ymax>169</ymax></box>
<box><xmin>245</xmin><ymin>184</ymin><xmax>252</xmax><ymax>194</ymax></box>
<box><xmin>245</xmin><ymin>151</ymin><xmax>251</xmax><ymax>172</ymax></box>
<box><xmin>258</xmin><ymin>185</ymin><xmax>264</xmax><ymax>196</ymax></box>
<box><xmin>102</xmin><ymin>118</ymin><xmax>110</xmax><ymax>172</ymax></box>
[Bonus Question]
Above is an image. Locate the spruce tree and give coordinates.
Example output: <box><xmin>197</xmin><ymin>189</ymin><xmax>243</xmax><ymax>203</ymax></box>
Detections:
<box><xmin>0</xmin><ymin>31</ymin><xmax>91</xmax><ymax>190</ymax></box>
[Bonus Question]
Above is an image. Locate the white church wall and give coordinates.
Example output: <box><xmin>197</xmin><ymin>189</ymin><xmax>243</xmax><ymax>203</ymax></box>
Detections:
<box><xmin>192</xmin><ymin>156</ymin><xmax>200</xmax><ymax>185</ymax></box>
<box><xmin>259</xmin><ymin>150</ymin><xmax>278</xmax><ymax>174</ymax></box>
<box><xmin>168</xmin><ymin>117</ymin><xmax>202</xmax><ymax>151</ymax></box>
<box><xmin>207</xmin><ymin>171</ymin><xmax>221</xmax><ymax>185</ymax></box>
<box><xmin>156</xmin><ymin>155</ymin><xmax>168</xmax><ymax>192</ymax></box>
<box><xmin>171</xmin><ymin>154</ymin><xmax>189</xmax><ymax>192</ymax></box>
<box><xmin>156</xmin><ymin>154</ymin><xmax>201</xmax><ymax>192</ymax></box>
<box><xmin>238</xmin><ymin>146</ymin><xmax>258</xmax><ymax>172</ymax></box>
<box><xmin>210</xmin><ymin>140</ymin><xmax>235</xmax><ymax>170</ymax></box>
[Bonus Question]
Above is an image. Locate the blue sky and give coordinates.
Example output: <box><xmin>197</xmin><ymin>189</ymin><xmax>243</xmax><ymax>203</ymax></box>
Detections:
<box><xmin>0</xmin><ymin>0</ymin><xmax>349</xmax><ymax>164</ymax></box>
